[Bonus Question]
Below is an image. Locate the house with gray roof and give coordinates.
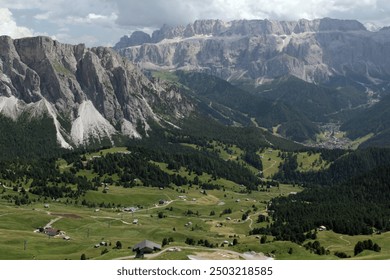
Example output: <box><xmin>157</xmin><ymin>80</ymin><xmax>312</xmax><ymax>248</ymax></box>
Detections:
<box><xmin>133</xmin><ymin>240</ymin><xmax>161</xmax><ymax>257</ymax></box>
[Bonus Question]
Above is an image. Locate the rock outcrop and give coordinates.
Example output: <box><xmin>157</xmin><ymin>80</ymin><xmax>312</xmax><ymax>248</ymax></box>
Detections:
<box><xmin>115</xmin><ymin>31</ymin><xmax>152</xmax><ymax>49</ymax></box>
<box><xmin>0</xmin><ymin>36</ymin><xmax>193</xmax><ymax>148</ymax></box>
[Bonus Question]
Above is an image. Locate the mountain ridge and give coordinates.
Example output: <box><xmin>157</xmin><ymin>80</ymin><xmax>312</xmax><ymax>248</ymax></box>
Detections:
<box><xmin>0</xmin><ymin>35</ymin><xmax>194</xmax><ymax>149</ymax></box>
<box><xmin>115</xmin><ymin>18</ymin><xmax>367</xmax><ymax>47</ymax></box>
<box><xmin>115</xmin><ymin>18</ymin><xmax>390</xmax><ymax>86</ymax></box>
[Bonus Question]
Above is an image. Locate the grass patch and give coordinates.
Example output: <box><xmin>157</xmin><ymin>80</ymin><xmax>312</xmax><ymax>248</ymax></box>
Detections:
<box><xmin>85</xmin><ymin>147</ymin><xmax>129</xmax><ymax>160</ymax></box>
<box><xmin>259</xmin><ymin>148</ymin><xmax>284</xmax><ymax>178</ymax></box>
<box><xmin>152</xmin><ymin>71</ymin><xmax>180</xmax><ymax>83</ymax></box>
<box><xmin>296</xmin><ymin>152</ymin><xmax>328</xmax><ymax>172</ymax></box>
<box><xmin>348</xmin><ymin>133</ymin><xmax>374</xmax><ymax>150</ymax></box>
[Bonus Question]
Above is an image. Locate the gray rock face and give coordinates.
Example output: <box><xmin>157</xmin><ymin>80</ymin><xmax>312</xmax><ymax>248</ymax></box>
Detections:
<box><xmin>115</xmin><ymin>31</ymin><xmax>152</xmax><ymax>49</ymax></box>
<box><xmin>0</xmin><ymin>36</ymin><xmax>193</xmax><ymax>148</ymax></box>
<box><xmin>116</xmin><ymin>18</ymin><xmax>390</xmax><ymax>84</ymax></box>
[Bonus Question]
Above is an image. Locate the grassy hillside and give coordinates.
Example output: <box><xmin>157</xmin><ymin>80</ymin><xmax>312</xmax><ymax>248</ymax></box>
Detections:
<box><xmin>342</xmin><ymin>94</ymin><xmax>390</xmax><ymax>147</ymax></box>
<box><xmin>255</xmin><ymin>76</ymin><xmax>367</xmax><ymax>122</ymax></box>
<box><xmin>165</xmin><ymin>71</ymin><xmax>320</xmax><ymax>142</ymax></box>
<box><xmin>1</xmin><ymin>140</ymin><xmax>390</xmax><ymax>260</ymax></box>
<box><xmin>0</xmin><ymin>143</ymin><xmax>303</xmax><ymax>260</ymax></box>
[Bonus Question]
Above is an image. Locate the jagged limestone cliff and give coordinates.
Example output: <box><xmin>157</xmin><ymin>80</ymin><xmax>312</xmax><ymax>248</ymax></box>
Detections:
<box><xmin>115</xmin><ymin>18</ymin><xmax>390</xmax><ymax>85</ymax></box>
<box><xmin>0</xmin><ymin>36</ymin><xmax>193</xmax><ymax>148</ymax></box>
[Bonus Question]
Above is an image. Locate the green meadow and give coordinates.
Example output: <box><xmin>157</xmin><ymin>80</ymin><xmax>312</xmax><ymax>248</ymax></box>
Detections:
<box><xmin>0</xmin><ymin>146</ymin><xmax>388</xmax><ymax>260</ymax></box>
<box><xmin>1</xmin><ymin>180</ymin><xmax>386</xmax><ymax>260</ymax></box>
<box><xmin>0</xmin><ymin>181</ymin><xmax>304</xmax><ymax>260</ymax></box>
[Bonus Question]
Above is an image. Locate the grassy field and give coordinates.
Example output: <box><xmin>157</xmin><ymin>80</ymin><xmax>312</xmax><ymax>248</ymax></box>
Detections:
<box><xmin>56</xmin><ymin>146</ymin><xmax>130</xmax><ymax>173</ymax></box>
<box><xmin>347</xmin><ymin>133</ymin><xmax>374</xmax><ymax>150</ymax></box>
<box><xmin>1</xmin><ymin>146</ymin><xmax>388</xmax><ymax>260</ymax></box>
<box><xmin>259</xmin><ymin>148</ymin><xmax>330</xmax><ymax>177</ymax></box>
<box><xmin>1</xmin><ymin>179</ymin><xmax>388</xmax><ymax>260</ymax></box>
<box><xmin>296</xmin><ymin>152</ymin><xmax>328</xmax><ymax>172</ymax></box>
<box><xmin>181</xmin><ymin>141</ymin><xmax>259</xmax><ymax>174</ymax></box>
<box><xmin>0</xmin><ymin>181</ymin><xmax>305</xmax><ymax>260</ymax></box>
<box><xmin>85</xmin><ymin>146</ymin><xmax>130</xmax><ymax>159</ymax></box>
<box><xmin>152</xmin><ymin>70</ymin><xmax>180</xmax><ymax>83</ymax></box>
<box><xmin>259</xmin><ymin>148</ymin><xmax>284</xmax><ymax>178</ymax></box>
<box><xmin>316</xmin><ymin>230</ymin><xmax>390</xmax><ymax>260</ymax></box>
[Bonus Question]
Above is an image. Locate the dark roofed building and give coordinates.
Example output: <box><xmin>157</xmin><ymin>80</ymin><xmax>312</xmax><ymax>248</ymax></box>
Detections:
<box><xmin>133</xmin><ymin>240</ymin><xmax>161</xmax><ymax>257</ymax></box>
<box><xmin>44</xmin><ymin>228</ymin><xmax>59</xmax><ymax>237</ymax></box>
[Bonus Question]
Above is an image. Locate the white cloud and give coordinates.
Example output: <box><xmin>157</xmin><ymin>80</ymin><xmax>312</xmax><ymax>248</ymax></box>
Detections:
<box><xmin>34</xmin><ymin>11</ymin><xmax>53</xmax><ymax>20</ymax></box>
<box><xmin>65</xmin><ymin>12</ymin><xmax>118</xmax><ymax>26</ymax></box>
<box><xmin>0</xmin><ymin>8</ymin><xmax>34</xmax><ymax>38</ymax></box>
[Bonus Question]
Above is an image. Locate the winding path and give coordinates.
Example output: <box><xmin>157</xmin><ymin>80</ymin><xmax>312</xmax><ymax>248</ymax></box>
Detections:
<box><xmin>339</xmin><ymin>235</ymin><xmax>351</xmax><ymax>245</ymax></box>
<box><xmin>325</xmin><ymin>235</ymin><xmax>352</xmax><ymax>250</ymax></box>
<box><xmin>44</xmin><ymin>216</ymin><xmax>62</xmax><ymax>228</ymax></box>
<box><xmin>262</xmin><ymin>160</ymin><xmax>277</xmax><ymax>175</ymax></box>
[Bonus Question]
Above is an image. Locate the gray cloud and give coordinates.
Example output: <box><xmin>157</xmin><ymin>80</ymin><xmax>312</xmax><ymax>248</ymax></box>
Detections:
<box><xmin>114</xmin><ymin>0</ymin><xmax>213</xmax><ymax>28</ymax></box>
<box><xmin>2</xmin><ymin>0</ymin><xmax>390</xmax><ymax>46</ymax></box>
<box><xmin>113</xmin><ymin>0</ymin><xmax>387</xmax><ymax>28</ymax></box>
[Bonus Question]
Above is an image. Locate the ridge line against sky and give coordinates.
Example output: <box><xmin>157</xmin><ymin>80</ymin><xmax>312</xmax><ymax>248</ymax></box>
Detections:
<box><xmin>1</xmin><ymin>0</ymin><xmax>390</xmax><ymax>47</ymax></box>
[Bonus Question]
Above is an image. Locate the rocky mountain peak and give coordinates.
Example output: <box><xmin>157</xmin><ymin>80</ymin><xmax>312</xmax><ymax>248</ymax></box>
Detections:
<box><xmin>114</xmin><ymin>31</ymin><xmax>152</xmax><ymax>49</ymax></box>
<box><xmin>315</xmin><ymin>17</ymin><xmax>366</xmax><ymax>32</ymax></box>
<box><xmin>0</xmin><ymin>35</ymin><xmax>194</xmax><ymax>148</ymax></box>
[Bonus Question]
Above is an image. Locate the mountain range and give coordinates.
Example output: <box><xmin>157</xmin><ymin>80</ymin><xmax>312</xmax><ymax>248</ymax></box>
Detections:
<box><xmin>114</xmin><ymin>18</ymin><xmax>390</xmax><ymax>147</ymax></box>
<box><xmin>115</xmin><ymin>18</ymin><xmax>390</xmax><ymax>88</ymax></box>
<box><xmin>1</xmin><ymin>18</ymin><xmax>390</xmax><ymax>152</ymax></box>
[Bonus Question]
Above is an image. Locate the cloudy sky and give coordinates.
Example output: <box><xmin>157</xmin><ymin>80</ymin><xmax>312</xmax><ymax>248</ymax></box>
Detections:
<box><xmin>1</xmin><ymin>0</ymin><xmax>390</xmax><ymax>46</ymax></box>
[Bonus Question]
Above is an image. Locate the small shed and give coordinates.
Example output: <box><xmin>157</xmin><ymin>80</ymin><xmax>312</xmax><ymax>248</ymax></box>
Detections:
<box><xmin>44</xmin><ymin>228</ymin><xmax>59</xmax><ymax>237</ymax></box>
<box><xmin>318</xmin><ymin>225</ymin><xmax>327</xmax><ymax>231</ymax></box>
<box><xmin>133</xmin><ymin>240</ymin><xmax>161</xmax><ymax>256</ymax></box>
<box><xmin>124</xmin><ymin>207</ymin><xmax>138</xmax><ymax>212</ymax></box>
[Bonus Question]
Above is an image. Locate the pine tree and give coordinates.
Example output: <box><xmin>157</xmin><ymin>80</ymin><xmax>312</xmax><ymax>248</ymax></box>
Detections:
<box><xmin>354</xmin><ymin>241</ymin><xmax>364</xmax><ymax>256</ymax></box>
<box><xmin>162</xmin><ymin>238</ymin><xmax>168</xmax><ymax>247</ymax></box>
